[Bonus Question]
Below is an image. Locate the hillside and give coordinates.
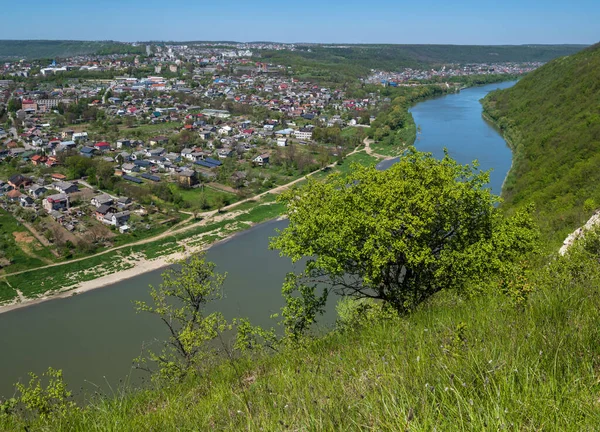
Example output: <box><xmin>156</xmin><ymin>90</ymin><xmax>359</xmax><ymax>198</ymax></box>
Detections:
<box><xmin>0</xmin><ymin>40</ymin><xmax>144</xmax><ymax>60</ymax></box>
<box><xmin>2</xmin><ymin>236</ymin><xmax>600</xmax><ymax>430</ymax></box>
<box><xmin>260</xmin><ymin>44</ymin><xmax>586</xmax><ymax>79</ymax></box>
<box><xmin>483</xmin><ymin>42</ymin><xmax>600</xmax><ymax>246</ymax></box>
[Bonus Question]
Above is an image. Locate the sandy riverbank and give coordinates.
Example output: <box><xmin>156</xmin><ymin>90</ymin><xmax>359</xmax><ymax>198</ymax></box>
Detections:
<box><xmin>0</xmin><ymin>216</ymin><xmax>287</xmax><ymax>315</ymax></box>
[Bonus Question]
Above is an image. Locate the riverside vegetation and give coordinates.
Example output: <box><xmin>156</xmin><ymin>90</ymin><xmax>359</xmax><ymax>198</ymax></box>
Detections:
<box><xmin>482</xmin><ymin>42</ymin><xmax>600</xmax><ymax>248</ymax></box>
<box><xmin>2</xmin><ymin>44</ymin><xmax>600</xmax><ymax>429</ymax></box>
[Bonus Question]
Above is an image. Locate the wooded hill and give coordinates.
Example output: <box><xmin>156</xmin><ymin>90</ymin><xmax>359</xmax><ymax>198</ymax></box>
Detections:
<box><xmin>483</xmin><ymin>42</ymin><xmax>600</xmax><ymax>246</ymax></box>
<box><xmin>0</xmin><ymin>40</ymin><xmax>144</xmax><ymax>60</ymax></box>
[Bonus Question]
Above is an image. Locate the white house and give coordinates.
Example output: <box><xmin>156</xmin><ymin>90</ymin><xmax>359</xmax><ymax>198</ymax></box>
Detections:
<box><xmin>253</xmin><ymin>153</ymin><xmax>270</xmax><ymax>166</ymax></box>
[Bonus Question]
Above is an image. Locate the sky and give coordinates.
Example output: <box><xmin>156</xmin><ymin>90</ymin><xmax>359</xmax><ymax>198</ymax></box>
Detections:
<box><xmin>2</xmin><ymin>0</ymin><xmax>598</xmax><ymax>45</ymax></box>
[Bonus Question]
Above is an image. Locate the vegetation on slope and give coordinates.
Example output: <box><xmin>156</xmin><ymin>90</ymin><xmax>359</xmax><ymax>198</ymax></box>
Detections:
<box><xmin>482</xmin><ymin>42</ymin><xmax>600</xmax><ymax>246</ymax></box>
<box><xmin>2</xmin><ymin>231</ymin><xmax>600</xmax><ymax>430</ymax></box>
<box><xmin>0</xmin><ymin>40</ymin><xmax>144</xmax><ymax>60</ymax></box>
<box><xmin>260</xmin><ymin>44</ymin><xmax>586</xmax><ymax>83</ymax></box>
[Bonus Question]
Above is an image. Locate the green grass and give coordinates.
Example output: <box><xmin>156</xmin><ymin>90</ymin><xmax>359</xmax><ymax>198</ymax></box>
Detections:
<box><xmin>0</xmin><ymin>279</ymin><xmax>16</xmax><ymax>303</ymax></box>
<box><xmin>4</xmin><ymin>240</ymin><xmax>600</xmax><ymax>430</ymax></box>
<box><xmin>5</xmin><ymin>251</ymin><xmax>133</xmax><ymax>297</ymax></box>
<box><xmin>173</xmin><ymin>184</ymin><xmax>239</xmax><ymax>210</ymax></box>
<box><xmin>336</xmin><ymin>152</ymin><xmax>380</xmax><ymax>175</ymax></box>
<box><xmin>233</xmin><ymin>202</ymin><xmax>286</xmax><ymax>223</ymax></box>
<box><xmin>370</xmin><ymin>140</ymin><xmax>407</xmax><ymax>157</ymax></box>
<box><xmin>0</xmin><ymin>210</ymin><xmax>49</xmax><ymax>273</ymax></box>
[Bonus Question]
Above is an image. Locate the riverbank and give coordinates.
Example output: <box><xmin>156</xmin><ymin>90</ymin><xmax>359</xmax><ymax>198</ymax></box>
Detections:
<box><xmin>0</xmin><ymin>80</ymin><xmax>518</xmax><ymax>316</ymax></box>
<box><xmin>481</xmin><ymin>110</ymin><xmax>517</xmax><ymax>195</ymax></box>
<box><xmin>0</xmin><ymin>200</ymin><xmax>288</xmax><ymax>315</ymax></box>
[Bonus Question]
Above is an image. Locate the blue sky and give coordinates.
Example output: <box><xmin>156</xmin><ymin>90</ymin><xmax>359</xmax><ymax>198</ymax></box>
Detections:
<box><xmin>2</xmin><ymin>0</ymin><xmax>598</xmax><ymax>44</ymax></box>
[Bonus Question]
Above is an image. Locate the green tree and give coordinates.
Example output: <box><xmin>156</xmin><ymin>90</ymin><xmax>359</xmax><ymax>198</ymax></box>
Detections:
<box><xmin>270</xmin><ymin>149</ymin><xmax>538</xmax><ymax>332</ymax></box>
<box><xmin>135</xmin><ymin>253</ymin><xmax>228</xmax><ymax>382</ymax></box>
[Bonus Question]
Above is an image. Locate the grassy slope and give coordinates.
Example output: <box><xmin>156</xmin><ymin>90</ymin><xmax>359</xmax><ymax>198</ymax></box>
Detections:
<box><xmin>3</xmin><ymin>244</ymin><xmax>600</xmax><ymax>430</ymax></box>
<box><xmin>483</xmin><ymin>42</ymin><xmax>600</xmax><ymax>247</ymax></box>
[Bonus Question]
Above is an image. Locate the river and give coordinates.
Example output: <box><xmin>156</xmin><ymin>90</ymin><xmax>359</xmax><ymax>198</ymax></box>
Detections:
<box><xmin>0</xmin><ymin>81</ymin><xmax>516</xmax><ymax>400</ymax></box>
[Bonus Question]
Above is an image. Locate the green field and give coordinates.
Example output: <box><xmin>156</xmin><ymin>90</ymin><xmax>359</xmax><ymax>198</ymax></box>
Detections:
<box><xmin>0</xmin><ymin>210</ymin><xmax>52</xmax><ymax>273</ymax></box>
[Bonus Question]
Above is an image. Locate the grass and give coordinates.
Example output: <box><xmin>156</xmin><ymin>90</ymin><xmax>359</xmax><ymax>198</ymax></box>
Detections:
<box><xmin>370</xmin><ymin>140</ymin><xmax>407</xmax><ymax>157</ymax></box>
<box><xmin>172</xmin><ymin>184</ymin><xmax>239</xmax><ymax>210</ymax></box>
<box><xmin>4</xmin><ymin>240</ymin><xmax>600</xmax><ymax>430</ymax></box>
<box><xmin>0</xmin><ymin>279</ymin><xmax>16</xmax><ymax>303</ymax></box>
<box><xmin>0</xmin><ymin>210</ymin><xmax>49</xmax><ymax>273</ymax></box>
<box><xmin>5</xmin><ymin>251</ymin><xmax>133</xmax><ymax>297</ymax></box>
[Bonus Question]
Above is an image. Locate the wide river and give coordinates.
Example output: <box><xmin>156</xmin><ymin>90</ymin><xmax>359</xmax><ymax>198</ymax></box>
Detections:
<box><xmin>0</xmin><ymin>81</ymin><xmax>515</xmax><ymax>399</ymax></box>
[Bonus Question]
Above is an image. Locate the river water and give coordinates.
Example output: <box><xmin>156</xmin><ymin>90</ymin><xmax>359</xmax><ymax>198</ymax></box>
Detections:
<box><xmin>0</xmin><ymin>81</ymin><xmax>515</xmax><ymax>399</ymax></box>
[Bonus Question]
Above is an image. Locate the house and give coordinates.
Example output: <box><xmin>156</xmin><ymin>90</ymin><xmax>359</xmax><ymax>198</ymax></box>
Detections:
<box><xmin>116</xmin><ymin>139</ymin><xmax>131</xmax><ymax>149</ymax></box>
<box><xmin>8</xmin><ymin>174</ymin><xmax>32</xmax><ymax>189</ymax></box>
<box><xmin>61</xmin><ymin>130</ymin><xmax>74</xmax><ymax>139</ymax></box>
<box><xmin>31</xmin><ymin>154</ymin><xmax>47</xmax><ymax>166</ymax></box>
<box><xmin>51</xmin><ymin>173</ymin><xmax>67</xmax><ymax>181</ymax></box>
<box><xmin>43</xmin><ymin>193</ymin><xmax>68</xmax><ymax>212</ymax></box>
<box><xmin>72</xmin><ymin>132</ymin><xmax>88</xmax><ymax>142</ymax></box>
<box><xmin>53</xmin><ymin>181</ymin><xmax>79</xmax><ymax>194</ymax></box>
<box><xmin>146</xmin><ymin>147</ymin><xmax>165</xmax><ymax>157</ymax></box>
<box><xmin>50</xmin><ymin>210</ymin><xmax>65</xmax><ymax>222</ymax></box>
<box><xmin>95</xmin><ymin>204</ymin><xmax>114</xmax><ymax>221</ymax></box>
<box><xmin>218</xmin><ymin>148</ymin><xmax>234</xmax><ymax>158</ymax></box>
<box><xmin>294</xmin><ymin>127</ymin><xmax>313</xmax><ymax>140</ymax></box>
<box><xmin>7</xmin><ymin>189</ymin><xmax>22</xmax><ymax>201</ymax></box>
<box><xmin>177</xmin><ymin>170</ymin><xmax>198</xmax><ymax>188</ymax></box>
<box><xmin>80</xmin><ymin>146</ymin><xmax>96</xmax><ymax>157</ymax></box>
<box><xmin>20</xmin><ymin>196</ymin><xmax>34</xmax><ymax>207</ymax></box>
<box><xmin>253</xmin><ymin>153</ymin><xmax>270</xmax><ymax>166</ymax></box>
<box><xmin>103</xmin><ymin>211</ymin><xmax>130</xmax><ymax>227</ymax></box>
<box><xmin>94</xmin><ymin>141</ymin><xmax>111</xmax><ymax>152</ymax></box>
<box><xmin>91</xmin><ymin>194</ymin><xmax>113</xmax><ymax>208</ymax></box>
<box><xmin>149</xmin><ymin>136</ymin><xmax>169</xmax><ymax>146</ymax></box>
<box><xmin>122</xmin><ymin>163</ymin><xmax>139</xmax><ymax>174</ymax></box>
<box><xmin>277</xmin><ymin>137</ymin><xmax>288</xmax><ymax>147</ymax></box>
<box><xmin>116</xmin><ymin>197</ymin><xmax>132</xmax><ymax>208</ymax></box>
<box><xmin>133</xmin><ymin>160</ymin><xmax>151</xmax><ymax>170</ymax></box>
<box><xmin>27</xmin><ymin>184</ymin><xmax>47</xmax><ymax>198</ymax></box>
<box><xmin>45</xmin><ymin>156</ymin><xmax>59</xmax><ymax>167</ymax></box>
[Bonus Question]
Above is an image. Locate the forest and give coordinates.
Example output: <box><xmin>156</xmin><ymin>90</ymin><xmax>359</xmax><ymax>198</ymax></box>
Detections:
<box><xmin>483</xmin><ymin>42</ymin><xmax>600</xmax><ymax>247</ymax></box>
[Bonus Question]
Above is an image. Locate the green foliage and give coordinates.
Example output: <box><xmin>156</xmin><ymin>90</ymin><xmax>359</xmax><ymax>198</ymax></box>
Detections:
<box><xmin>134</xmin><ymin>253</ymin><xmax>228</xmax><ymax>382</ymax></box>
<box><xmin>271</xmin><ymin>149</ymin><xmax>538</xmax><ymax>329</ymax></box>
<box><xmin>6</xmin><ymin>368</ymin><xmax>76</xmax><ymax>421</ymax></box>
<box><xmin>0</xmin><ymin>40</ymin><xmax>142</xmax><ymax>60</ymax></box>
<box><xmin>6</xmin><ymin>234</ymin><xmax>600</xmax><ymax>429</ymax></box>
<box><xmin>482</xmin><ymin>42</ymin><xmax>600</xmax><ymax>247</ymax></box>
<box><xmin>260</xmin><ymin>44</ymin><xmax>585</xmax><ymax>84</ymax></box>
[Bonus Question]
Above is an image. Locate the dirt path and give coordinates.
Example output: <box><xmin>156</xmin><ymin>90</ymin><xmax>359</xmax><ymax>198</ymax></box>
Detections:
<box><xmin>363</xmin><ymin>138</ymin><xmax>396</xmax><ymax>160</ymax></box>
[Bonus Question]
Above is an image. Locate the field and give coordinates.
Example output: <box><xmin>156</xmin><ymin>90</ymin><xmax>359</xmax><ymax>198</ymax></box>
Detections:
<box><xmin>0</xmin><ymin>210</ymin><xmax>55</xmax><ymax>274</ymax></box>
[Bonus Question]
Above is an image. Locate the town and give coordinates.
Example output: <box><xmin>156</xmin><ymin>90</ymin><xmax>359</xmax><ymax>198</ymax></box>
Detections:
<box><xmin>0</xmin><ymin>43</ymin><xmax>541</xmax><ymax>274</ymax></box>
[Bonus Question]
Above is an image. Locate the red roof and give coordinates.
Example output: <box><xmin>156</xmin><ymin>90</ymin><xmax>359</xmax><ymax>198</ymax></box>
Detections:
<box><xmin>95</xmin><ymin>142</ymin><xmax>110</xmax><ymax>147</ymax></box>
